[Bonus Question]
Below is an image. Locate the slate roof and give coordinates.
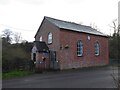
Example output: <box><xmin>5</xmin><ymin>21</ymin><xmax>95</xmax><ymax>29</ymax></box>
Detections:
<box><xmin>45</xmin><ymin>16</ymin><xmax>108</xmax><ymax>37</ymax></box>
<box><xmin>34</xmin><ymin>41</ymin><xmax>49</xmax><ymax>52</ymax></box>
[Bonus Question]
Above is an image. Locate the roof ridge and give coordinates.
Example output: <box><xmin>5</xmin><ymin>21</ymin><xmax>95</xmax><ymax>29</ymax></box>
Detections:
<box><xmin>45</xmin><ymin>16</ymin><xmax>95</xmax><ymax>29</ymax></box>
<box><xmin>45</xmin><ymin>16</ymin><xmax>72</xmax><ymax>24</ymax></box>
<box><xmin>45</xmin><ymin>16</ymin><xmax>82</xmax><ymax>25</ymax></box>
<box><xmin>44</xmin><ymin>16</ymin><xmax>107</xmax><ymax>37</ymax></box>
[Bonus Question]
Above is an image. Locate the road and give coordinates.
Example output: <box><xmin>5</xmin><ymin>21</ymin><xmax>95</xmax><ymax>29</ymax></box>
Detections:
<box><xmin>2</xmin><ymin>66</ymin><xmax>118</xmax><ymax>88</ymax></box>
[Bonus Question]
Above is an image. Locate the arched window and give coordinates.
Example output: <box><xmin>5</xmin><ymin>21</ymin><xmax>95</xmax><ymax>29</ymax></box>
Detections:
<box><xmin>48</xmin><ymin>32</ymin><xmax>52</xmax><ymax>44</ymax></box>
<box><xmin>77</xmin><ymin>40</ymin><xmax>83</xmax><ymax>56</ymax></box>
<box><xmin>39</xmin><ymin>36</ymin><xmax>42</xmax><ymax>41</ymax></box>
<box><xmin>95</xmin><ymin>42</ymin><xmax>100</xmax><ymax>56</ymax></box>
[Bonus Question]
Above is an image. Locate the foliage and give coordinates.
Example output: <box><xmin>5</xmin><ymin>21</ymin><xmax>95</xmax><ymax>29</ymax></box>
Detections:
<box><xmin>109</xmin><ymin>23</ymin><xmax>120</xmax><ymax>65</ymax></box>
<box><xmin>2</xmin><ymin>36</ymin><xmax>34</xmax><ymax>72</ymax></box>
<box><xmin>109</xmin><ymin>35</ymin><xmax>120</xmax><ymax>59</ymax></box>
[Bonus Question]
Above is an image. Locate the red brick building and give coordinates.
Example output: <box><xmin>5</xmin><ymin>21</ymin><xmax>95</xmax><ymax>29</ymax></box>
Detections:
<box><xmin>34</xmin><ymin>16</ymin><xmax>109</xmax><ymax>70</ymax></box>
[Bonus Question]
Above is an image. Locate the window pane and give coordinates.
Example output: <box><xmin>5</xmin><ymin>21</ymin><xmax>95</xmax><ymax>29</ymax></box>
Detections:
<box><xmin>40</xmin><ymin>36</ymin><xmax>42</xmax><ymax>41</ymax></box>
<box><xmin>48</xmin><ymin>32</ymin><xmax>52</xmax><ymax>44</ymax></box>
<box><xmin>77</xmin><ymin>41</ymin><xmax>83</xmax><ymax>56</ymax></box>
<box><xmin>95</xmin><ymin>42</ymin><xmax>100</xmax><ymax>55</ymax></box>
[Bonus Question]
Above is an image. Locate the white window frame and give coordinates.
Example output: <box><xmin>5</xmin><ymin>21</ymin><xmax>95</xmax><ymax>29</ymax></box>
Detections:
<box><xmin>48</xmin><ymin>32</ymin><xmax>52</xmax><ymax>44</ymax></box>
<box><xmin>77</xmin><ymin>40</ymin><xmax>83</xmax><ymax>56</ymax></box>
<box><xmin>95</xmin><ymin>42</ymin><xmax>100</xmax><ymax>56</ymax></box>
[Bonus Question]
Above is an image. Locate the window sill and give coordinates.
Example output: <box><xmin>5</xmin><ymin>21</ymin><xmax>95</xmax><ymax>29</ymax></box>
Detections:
<box><xmin>95</xmin><ymin>54</ymin><xmax>100</xmax><ymax>56</ymax></box>
<box><xmin>48</xmin><ymin>43</ymin><xmax>52</xmax><ymax>45</ymax></box>
<box><xmin>77</xmin><ymin>55</ymin><xmax>83</xmax><ymax>57</ymax></box>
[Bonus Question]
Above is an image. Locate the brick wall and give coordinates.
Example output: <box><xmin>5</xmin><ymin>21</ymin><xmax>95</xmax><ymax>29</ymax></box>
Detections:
<box><xmin>59</xmin><ymin>29</ymin><xmax>109</xmax><ymax>70</ymax></box>
<box><xmin>35</xmin><ymin>19</ymin><xmax>109</xmax><ymax>70</ymax></box>
<box><xmin>35</xmin><ymin>19</ymin><xmax>60</xmax><ymax>63</ymax></box>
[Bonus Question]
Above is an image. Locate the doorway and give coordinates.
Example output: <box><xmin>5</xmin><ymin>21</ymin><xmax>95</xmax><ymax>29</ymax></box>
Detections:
<box><xmin>49</xmin><ymin>51</ymin><xmax>59</xmax><ymax>70</ymax></box>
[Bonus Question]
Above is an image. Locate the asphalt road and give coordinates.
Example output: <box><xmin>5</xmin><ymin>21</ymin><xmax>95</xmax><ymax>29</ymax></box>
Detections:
<box><xmin>2</xmin><ymin>66</ymin><xmax>118</xmax><ymax>88</ymax></box>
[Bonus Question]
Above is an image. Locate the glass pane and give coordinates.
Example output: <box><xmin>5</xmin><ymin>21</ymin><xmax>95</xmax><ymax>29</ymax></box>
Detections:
<box><xmin>77</xmin><ymin>41</ymin><xmax>83</xmax><ymax>56</ymax></box>
<box><xmin>48</xmin><ymin>32</ymin><xmax>52</xmax><ymax>44</ymax></box>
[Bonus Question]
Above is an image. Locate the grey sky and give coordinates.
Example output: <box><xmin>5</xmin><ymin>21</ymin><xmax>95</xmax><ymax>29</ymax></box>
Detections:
<box><xmin>0</xmin><ymin>0</ymin><xmax>119</xmax><ymax>42</ymax></box>
<box><xmin>118</xmin><ymin>1</ymin><xmax>120</xmax><ymax>25</ymax></box>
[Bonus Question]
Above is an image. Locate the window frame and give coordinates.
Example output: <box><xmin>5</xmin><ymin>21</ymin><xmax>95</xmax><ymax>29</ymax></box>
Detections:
<box><xmin>95</xmin><ymin>42</ymin><xmax>100</xmax><ymax>56</ymax></box>
<box><xmin>77</xmin><ymin>40</ymin><xmax>83</xmax><ymax>56</ymax></box>
<box><xmin>48</xmin><ymin>32</ymin><xmax>53</xmax><ymax>44</ymax></box>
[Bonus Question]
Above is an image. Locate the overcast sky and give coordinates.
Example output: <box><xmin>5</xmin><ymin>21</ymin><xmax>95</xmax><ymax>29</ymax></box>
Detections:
<box><xmin>0</xmin><ymin>0</ymin><xmax>119</xmax><ymax>42</ymax></box>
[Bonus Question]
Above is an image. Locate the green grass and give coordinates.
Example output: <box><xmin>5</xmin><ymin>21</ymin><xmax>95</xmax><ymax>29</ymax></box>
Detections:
<box><xmin>2</xmin><ymin>70</ymin><xmax>33</xmax><ymax>79</ymax></box>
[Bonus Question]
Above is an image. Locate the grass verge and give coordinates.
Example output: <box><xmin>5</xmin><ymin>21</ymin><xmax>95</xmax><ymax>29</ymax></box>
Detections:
<box><xmin>2</xmin><ymin>70</ymin><xmax>33</xmax><ymax>79</ymax></box>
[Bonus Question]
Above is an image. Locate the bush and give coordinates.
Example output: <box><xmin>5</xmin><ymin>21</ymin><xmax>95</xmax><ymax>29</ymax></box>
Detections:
<box><xmin>2</xmin><ymin>59</ymin><xmax>27</xmax><ymax>72</ymax></box>
<box><xmin>2</xmin><ymin>38</ymin><xmax>34</xmax><ymax>72</ymax></box>
<box><xmin>2</xmin><ymin>45</ymin><xmax>32</xmax><ymax>72</ymax></box>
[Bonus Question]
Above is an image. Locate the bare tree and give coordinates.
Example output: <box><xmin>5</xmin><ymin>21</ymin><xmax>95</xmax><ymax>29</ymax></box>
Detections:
<box><xmin>90</xmin><ymin>22</ymin><xmax>100</xmax><ymax>31</ymax></box>
<box><xmin>109</xmin><ymin>19</ymin><xmax>120</xmax><ymax>89</ymax></box>
<box><xmin>109</xmin><ymin>19</ymin><xmax>118</xmax><ymax>36</ymax></box>
<box><xmin>2</xmin><ymin>29</ymin><xmax>13</xmax><ymax>43</ymax></box>
<box><xmin>14</xmin><ymin>32</ymin><xmax>22</xmax><ymax>43</ymax></box>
